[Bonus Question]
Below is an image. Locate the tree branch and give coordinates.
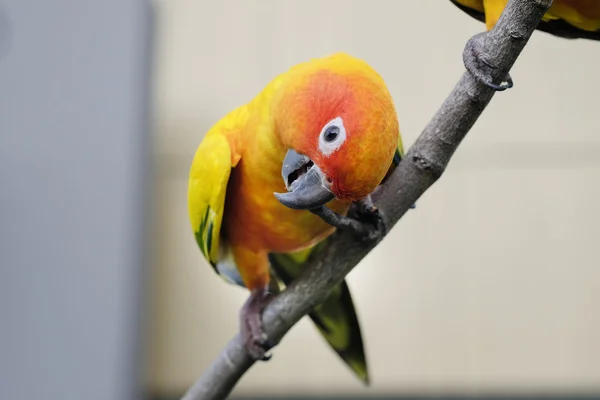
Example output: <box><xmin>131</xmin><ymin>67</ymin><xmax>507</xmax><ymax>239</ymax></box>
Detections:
<box><xmin>181</xmin><ymin>1</ymin><xmax>552</xmax><ymax>398</ymax></box>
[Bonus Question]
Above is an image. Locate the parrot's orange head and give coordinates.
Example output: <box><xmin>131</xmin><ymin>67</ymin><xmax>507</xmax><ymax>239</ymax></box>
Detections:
<box><xmin>273</xmin><ymin>53</ymin><xmax>400</xmax><ymax>210</ymax></box>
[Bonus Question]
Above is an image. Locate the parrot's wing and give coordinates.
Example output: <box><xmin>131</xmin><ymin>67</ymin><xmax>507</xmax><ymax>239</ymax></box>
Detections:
<box><xmin>268</xmin><ymin>241</ymin><xmax>369</xmax><ymax>384</ymax></box>
<box><xmin>449</xmin><ymin>0</ymin><xmax>486</xmax><ymax>23</ymax></box>
<box><xmin>536</xmin><ymin>18</ymin><xmax>600</xmax><ymax>40</ymax></box>
<box><xmin>188</xmin><ymin>132</ymin><xmax>240</xmax><ymax>282</ymax></box>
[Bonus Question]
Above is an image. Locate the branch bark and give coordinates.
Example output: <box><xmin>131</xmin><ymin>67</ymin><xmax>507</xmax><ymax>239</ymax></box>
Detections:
<box><xmin>181</xmin><ymin>1</ymin><xmax>552</xmax><ymax>398</ymax></box>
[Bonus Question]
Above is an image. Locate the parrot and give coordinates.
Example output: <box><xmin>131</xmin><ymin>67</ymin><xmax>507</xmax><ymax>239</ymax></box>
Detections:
<box><xmin>449</xmin><ymin>0</ymin><xmax>600</xmax><ymax>90</ymax></box>
<box><xmin>187</xmin><ymin>52</ymin><xmax>404</xmax><ymax>383</ymax></box>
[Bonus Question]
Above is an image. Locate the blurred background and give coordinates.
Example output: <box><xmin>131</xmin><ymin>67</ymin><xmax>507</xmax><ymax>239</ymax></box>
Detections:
<box><xmin>2</xmin><ymin>0</ymin><xmax>600</xmax><ymax>399</ymax></box>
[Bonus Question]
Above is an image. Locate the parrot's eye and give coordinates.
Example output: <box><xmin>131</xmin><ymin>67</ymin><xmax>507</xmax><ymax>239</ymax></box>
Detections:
<box><xmin>318</xmin><ymin>116</ymin><xmax>346</xmax><ymax>157</ymax></box>
<box><xmin>323</xmin><ymin>126</ymin><xmax>339</xmax><ymax>142</ymax></box>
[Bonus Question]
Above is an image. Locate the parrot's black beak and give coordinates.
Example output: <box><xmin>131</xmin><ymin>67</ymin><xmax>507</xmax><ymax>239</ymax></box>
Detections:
<box><xmin>274</xmin><ymin>149</ymin><xmax>335</xmax><ymax>210</ymax></box>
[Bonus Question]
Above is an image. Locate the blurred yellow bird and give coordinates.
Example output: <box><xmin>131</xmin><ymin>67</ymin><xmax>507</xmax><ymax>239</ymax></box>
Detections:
<box><xmin>451</xmin><ymin>0</ymin><xmax>600</xmax><ymax>90</ymax></box>
<box><xmin>451</xmin><ymin>0</ymin><xmax>600</xmax><ymax>38</ymax></box>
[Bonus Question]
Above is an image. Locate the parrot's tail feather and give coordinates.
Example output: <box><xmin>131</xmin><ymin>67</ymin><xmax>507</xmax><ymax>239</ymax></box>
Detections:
<box><xmin>268</xmin><ymin>244</ymin><xmax>369</xmax><ymax>384</ymax></box>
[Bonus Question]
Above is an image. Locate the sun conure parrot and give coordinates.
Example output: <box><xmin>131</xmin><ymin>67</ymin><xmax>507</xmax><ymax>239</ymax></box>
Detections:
<box><xmin>187</xmin><ymin>52</ymin><xmax>403</xmax><ymax>383</ymax></box>
<box><xmin>450</xmin><ymin>0</ymin><xmax>600</xmax><ymax>90</ymax></box>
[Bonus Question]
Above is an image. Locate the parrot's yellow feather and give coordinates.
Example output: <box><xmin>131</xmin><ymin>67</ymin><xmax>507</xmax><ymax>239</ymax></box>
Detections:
<box><xmin>188</xmin><ymin>105</ymin><xmax>248</xmax><ymax>268</ymax></box>
<box><xmin>188</xmin><ymin>134</ymin><xmax>231</xmax><ymax>266</ymax></box>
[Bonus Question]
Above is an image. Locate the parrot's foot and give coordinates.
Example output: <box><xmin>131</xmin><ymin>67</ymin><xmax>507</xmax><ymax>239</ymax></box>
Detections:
<box><xmin>310</xmin><ymin>196</ymin><xmax>387</xmax><ymax>244</ymax></box>
<box><xmin>463</xmin><ymin>32</ymin><xmax>513</xmax><ymax>91</ymax></box>
<box><xmin>310</xmin><ymin>205</ymin><xmax>368</xmax><ymax>236</ymax></box>
<box><xmin>351</xmin><ymin>196</ymin><xmax>387</xmax><ymax>243</ymax></box>
<box><xmin>240</xmin><ymin>287</ymin><xmax>274</xmax><ymax>361</ymax></box>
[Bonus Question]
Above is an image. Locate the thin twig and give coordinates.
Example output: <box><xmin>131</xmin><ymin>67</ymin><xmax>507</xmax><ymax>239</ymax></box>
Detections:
<box><xmin>181</xmin><ymin>0</ymin><xmax>552</xmax><ymax>398</ymax></box>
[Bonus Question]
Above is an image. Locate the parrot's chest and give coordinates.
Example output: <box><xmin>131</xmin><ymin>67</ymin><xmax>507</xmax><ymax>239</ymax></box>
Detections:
<box><xmin>224</xmin><ymin>164</ymin><xmax>349</xmax><ymax>253</ymax></box>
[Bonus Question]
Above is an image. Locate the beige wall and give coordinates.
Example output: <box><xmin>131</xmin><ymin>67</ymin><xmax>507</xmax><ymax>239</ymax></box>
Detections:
<box><xmin>145</xmin><ymin>0</ymin><xmax>600</xmax><ymax>396</ymax></box>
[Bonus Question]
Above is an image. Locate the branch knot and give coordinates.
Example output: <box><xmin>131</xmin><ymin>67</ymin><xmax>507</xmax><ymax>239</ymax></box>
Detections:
<box><xmin>411</xmin><ymin>152</ymin><xmax>444</xmax><ymax>179</ymax></box>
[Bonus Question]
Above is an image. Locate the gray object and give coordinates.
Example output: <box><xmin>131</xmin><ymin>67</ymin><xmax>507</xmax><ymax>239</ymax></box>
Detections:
<box><xmin>0</xmin><ymin>1</ymin><xmax>153</xmax><ymax>399</ymax></box>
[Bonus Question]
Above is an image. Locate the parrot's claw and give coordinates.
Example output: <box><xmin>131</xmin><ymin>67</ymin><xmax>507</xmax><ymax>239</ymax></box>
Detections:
<box><xmin>240</xmin><ymin>288</ymin><xmax>274</xmax><ymax>361</ymax></box>
<box><xmin>351</xmin><ymin>196</ymin><xmax>387</xmax><ymax>244</ymax></box>
<box><xmin>310</xmin><ymin>195</ymin><xmax>387</xmax><ymax>244</ymax></box>
<box><xmin>463</xmin><ymin>32</ymin><xmax>513</xmax><ymax>91</ymax></box>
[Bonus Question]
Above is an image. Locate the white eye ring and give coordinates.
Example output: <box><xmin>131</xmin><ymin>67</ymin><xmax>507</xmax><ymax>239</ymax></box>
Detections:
<box><xmin>318</xmin><ymin>116</ymin><xmax>347</xmax><ymax>157</ymax></box>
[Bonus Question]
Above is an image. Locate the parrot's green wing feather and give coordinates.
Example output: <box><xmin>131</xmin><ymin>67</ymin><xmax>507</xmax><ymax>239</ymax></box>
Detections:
<box><xmin>188</xmin><ymin>132</ymin><xmax>238</xmax><ymax>278</ymax></box>
<box><xmin>268</xmin><ymin>239</ymin><xmax>369</xmax><ymax>384</ymax></box>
